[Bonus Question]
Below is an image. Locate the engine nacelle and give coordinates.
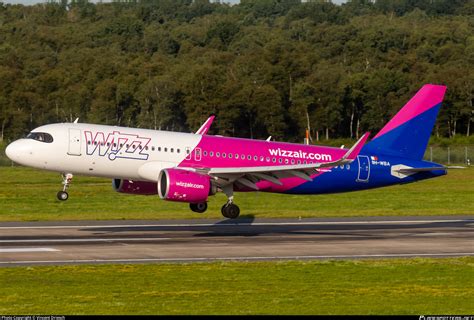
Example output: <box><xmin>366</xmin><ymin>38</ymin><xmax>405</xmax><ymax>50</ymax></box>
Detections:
<box><xmin>112</xmin><ymin>179</ymin><xmax>158</xmax><ymax>195</ymax></box>
<box><xmin>158</xmin><ymin>168</ymin><xmax>212</xmax><ymax>203</ymax></box>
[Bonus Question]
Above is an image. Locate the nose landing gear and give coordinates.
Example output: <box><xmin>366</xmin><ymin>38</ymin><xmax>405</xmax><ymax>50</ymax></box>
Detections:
<box><xmin>57</xmin><ymin>173</ymin><xmax>73</xmax><ymax>201</ymax></box>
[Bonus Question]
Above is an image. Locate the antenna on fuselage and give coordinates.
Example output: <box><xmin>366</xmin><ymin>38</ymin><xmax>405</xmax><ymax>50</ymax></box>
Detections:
<box><xmin>73</xmin><ymin>118</ymin><xmax>79</xmax><ymax>124</ymax></box>
<box><xmin>266</xmin><ymin>136</ymin><xmax>272</xmax><ymax>141</ymax></box>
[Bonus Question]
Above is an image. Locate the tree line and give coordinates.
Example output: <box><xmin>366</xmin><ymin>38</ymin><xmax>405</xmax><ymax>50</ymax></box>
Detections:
<box><xmin>0</xmin><ymin>0</ymin><xmax>473</xmax><ymax>144</ymax></box>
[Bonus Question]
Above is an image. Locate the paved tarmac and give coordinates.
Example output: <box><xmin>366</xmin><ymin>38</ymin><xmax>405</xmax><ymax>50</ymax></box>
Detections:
<box><xmin>0</xmin><ymin>216</ymin><xmax>473</xmax><ymax>266</ymax></box>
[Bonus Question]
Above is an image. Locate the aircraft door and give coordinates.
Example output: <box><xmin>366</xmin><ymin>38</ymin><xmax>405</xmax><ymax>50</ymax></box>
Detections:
<box><xmin>194</xmin><ymin>147</ymin><xmax>202</xmax><ymax>161</ymax></box>
<box><xmin>356</xmin><ymin>155</ymin><xmax>370</xmax><ymax>182</ymax></box>
<box><xmin>68</xmin><ymin>128</ymin><xmax>82</xmax><ymax>156</ymax></box>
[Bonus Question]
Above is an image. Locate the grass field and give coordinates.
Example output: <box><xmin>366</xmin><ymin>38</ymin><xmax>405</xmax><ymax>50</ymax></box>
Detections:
<box><xmin>1</xmin><ymin>258</ymin><xmax>473</xmax><ymax>315</ymax></box>
<box><xmin>0</xmin><ymin>166</ymin><xmax>473</xmax><ymax>221</ymax></box>
<box><xmin>1</xmin><ymin>166</ymin><xmax>473</xmax><ymax>315</ymax></box>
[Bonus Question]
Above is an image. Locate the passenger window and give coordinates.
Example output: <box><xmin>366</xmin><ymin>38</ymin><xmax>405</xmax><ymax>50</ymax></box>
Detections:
<box><xmin>216</xmin><ymin>152</ymin><xmax>220</xmax><ymax>157</ymax></box>
<box><xmin>171</xmin><ymin>148</ymin><xmax>174</xmax><ymax>153</ymax></box>
<box><xmin>222</xmin><ymin>153</ymin><xmax>226</xmax><ymax>158</ymax></box>
<box><xmin>164</xmin><ymin>147</ymin><xmax>168</xmax><ymax>152</ymax></box>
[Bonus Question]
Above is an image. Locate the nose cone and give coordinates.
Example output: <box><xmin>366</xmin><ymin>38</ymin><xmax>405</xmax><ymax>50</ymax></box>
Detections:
<box><xmin>5</xmin><ymin>141</ymin><xmax>16</xmax><ymax>161</ymax></box>
<box><xmin>5</xmin><ymin>140</ymin><xmax>32</xmax><ymax>163</ymax></box>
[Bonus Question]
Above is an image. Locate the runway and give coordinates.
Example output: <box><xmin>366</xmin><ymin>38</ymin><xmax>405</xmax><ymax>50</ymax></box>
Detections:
<box><xmin>1</xmin><ymin>216</ymin><xmax>473</xmax><ymax>266</ymax></box>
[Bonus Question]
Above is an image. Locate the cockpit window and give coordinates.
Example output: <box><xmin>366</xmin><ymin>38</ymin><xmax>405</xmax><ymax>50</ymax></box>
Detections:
<box><xmin>26</xmin><ymin>132</ymin><xmax>54</xmax><ymax>143</ymax></box>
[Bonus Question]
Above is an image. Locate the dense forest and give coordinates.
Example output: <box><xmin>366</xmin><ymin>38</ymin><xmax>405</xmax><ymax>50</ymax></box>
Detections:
<box><xmin>0</xmin><ymin>0</ymin><xmax>473</xmax><ymax>144</ymax></box>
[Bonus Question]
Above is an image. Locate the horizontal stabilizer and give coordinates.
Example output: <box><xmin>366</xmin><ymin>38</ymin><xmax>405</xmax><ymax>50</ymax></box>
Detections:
<box><xmin>391</xmin><ymin>164</ymin><xmax>463</xmax><ymax>179</ymax></box>
<box><xmin>397</xmin><ymin>167</ymin><xmax>446</xmax><ymax>173</ymax></box>
<box><xmin>397</xmin><ymin>166</ymin><xmax>464</xmax><ymax>173</ymax></box>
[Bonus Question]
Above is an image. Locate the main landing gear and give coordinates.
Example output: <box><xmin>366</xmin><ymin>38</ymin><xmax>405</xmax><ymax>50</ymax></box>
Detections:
<box><xmin>187</xmin><ymin>184</ymin><xmax>241</xmax><ymax>219</ymax></box>
<box><xmin>190</xmin><ymin>202</ymin><xmax>208</xmax><ymax>213</ymax></box>
<box><xmin>57</xmin><ymin>173</ymin><xmax>73</xmax><ymax>201</ymax></box>
<box><xmin>221</xmin><ymin>202</ymin><xmax>240</xmax><ymax>219</ymax></box>
<box><xmin>220</xmin><ymin>184</ymin><xmax>240</xmax><ymax>219</ymax></box>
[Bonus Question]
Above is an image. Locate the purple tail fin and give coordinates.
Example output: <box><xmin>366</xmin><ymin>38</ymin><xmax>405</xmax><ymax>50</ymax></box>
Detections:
<box><xmin>363</xmin><ymin>84</ymin><xmax>447</xmax><ymax>160</ymax></box>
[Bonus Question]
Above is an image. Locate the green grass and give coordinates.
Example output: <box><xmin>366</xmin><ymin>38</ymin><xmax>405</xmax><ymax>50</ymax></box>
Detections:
<box><xmin>0</xmin><ymin>258</ymin><xmax>472</xmax><ymax>314</ymax></box>
<box><xmin>0</xmin><ymin>166</ymin><xmax>473</xmax><ymax>221</ymax></box>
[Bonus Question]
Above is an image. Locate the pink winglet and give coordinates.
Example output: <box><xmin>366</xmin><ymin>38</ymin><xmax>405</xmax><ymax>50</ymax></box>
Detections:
<box><xmin>373</xmin><ymin>84</ymin><xmax>447</xmax><ymax>140</ymax></box>
<box><xmin>346</xmin><ymin>132</ymin><xmax>371</xmax><ymax>161</ymax></box>
<box><xmin>195</xmin><ymin>115</ymin><xmax>215</xmax><ymax>135</ymax></box>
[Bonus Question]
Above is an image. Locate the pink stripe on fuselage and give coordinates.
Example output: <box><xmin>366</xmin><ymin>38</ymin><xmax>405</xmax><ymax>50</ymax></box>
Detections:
<box><xmin>178</xmin><ymin>135</ymin><xmax>346</xmax><ymax>192</ymax></box>
<box><xmin>179</xmin><ymin>135</ymin><xmax>346</xmax><ymax>169</ymax></box>
<box><xmin>373</xmin><ymin>84</ymin><xmax>446</xmax><ymax>140</ymax></box>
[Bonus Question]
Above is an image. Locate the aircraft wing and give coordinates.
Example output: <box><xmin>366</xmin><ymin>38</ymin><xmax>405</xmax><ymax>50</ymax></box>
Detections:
<box><xmin>195</xmin><ymin>115</ymin><xmax>215</xmax><ymax>135</ymax></box>
<box><xmin>188</xmin><ymin>132</ymin><xmax>370</xmax><ymax>190</ymax></box>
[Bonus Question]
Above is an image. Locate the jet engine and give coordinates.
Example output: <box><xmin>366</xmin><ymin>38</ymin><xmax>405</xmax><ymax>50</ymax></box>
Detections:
<box><xmin>158</xmin><ymin>168</ymin><xmax>214</xmax><ymax>203</ymax></box>
<box><xmin>112</xmin><ymin>179</ymin><xmax>158</xmax><ymax>195</ymax></box>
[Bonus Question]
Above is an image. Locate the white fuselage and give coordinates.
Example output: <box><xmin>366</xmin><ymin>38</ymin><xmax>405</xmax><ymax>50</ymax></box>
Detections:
<box><xmin>6</xmin><ymin>123</ymin><xmax>200</xmax><ymax>181</ymax></box>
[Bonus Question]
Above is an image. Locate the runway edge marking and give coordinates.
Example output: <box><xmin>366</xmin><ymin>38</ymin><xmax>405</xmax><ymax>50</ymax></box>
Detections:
<box><xmin>0</xmin><ymin>219</ymin><xmax>472</xmax><ymax>230</ymax></box>
<box><xmin>1</xmin><ymin>252</ymin><xmax>473</xmax><ymax>265</ymax></box>
<box><xmin>0</xmin><ymin>248</ymin><xmax>60</xmax><ymax>253</ymax></box>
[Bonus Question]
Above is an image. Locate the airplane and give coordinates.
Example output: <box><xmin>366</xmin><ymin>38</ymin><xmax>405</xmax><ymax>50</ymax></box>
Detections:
<box><xmin>5</xmin><ymin>84</ymin><xmax>454</xmax><ymax>219</ymax></box>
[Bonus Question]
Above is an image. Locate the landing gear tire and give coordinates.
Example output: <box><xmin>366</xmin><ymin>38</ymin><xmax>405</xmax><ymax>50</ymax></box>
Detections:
<box><xmin>58</xmin><ymin>173</ymin><xmax>73</xmax><ymax>201</ymax></box>
<box><xmin>221</xmin><ymin>203</ymin><xmax>240</xmax><ymax>219</ymax></box>
<box><xmin>190</xmin><ymin>202</ymin><xmax>208</xmax><ymax>213</ymax></box>
<box><xmin>57</xmin><ymin>191</ymin><xmax>69</xmax><ymax>201</ymax></box>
